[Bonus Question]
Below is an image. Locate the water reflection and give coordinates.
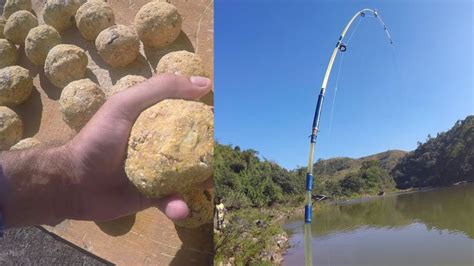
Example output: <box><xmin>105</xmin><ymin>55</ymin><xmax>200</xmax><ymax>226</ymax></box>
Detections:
<box><xmin>305</xmin><ymin>184</ymin><xmax>474</xmax><ymax>239</ymax></box>
<box><xmin>284</xmin><ymin>184</ymin><xmax>474</xmax><ymax>266</ymax></box>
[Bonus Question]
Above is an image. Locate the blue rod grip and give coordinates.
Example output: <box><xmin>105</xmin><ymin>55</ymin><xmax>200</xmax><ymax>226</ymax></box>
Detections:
<box><xmin>305</xmin><ymin>205</ymin><xmax>312</xmax><ymax>223</ymax></box>
<box><xmin>306</xmin><ymin>173</ymin><xmax>313</xmax><ymax>191</ymax></box>
<box><xmin>311</xmin><ymin>92</ymin><xmax>325</xmax><ymax>129</ymax></box>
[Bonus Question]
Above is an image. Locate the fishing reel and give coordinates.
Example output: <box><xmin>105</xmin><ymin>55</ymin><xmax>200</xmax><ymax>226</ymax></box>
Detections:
<box><xmin>336</xmin><ymin>39</ymin><xmax>347</xmax><ymax>52</ymax></box>
<box><xmin>338</xmin><ymin>43</ymin><xmax>347</xmax><ymax>52</ymax></box>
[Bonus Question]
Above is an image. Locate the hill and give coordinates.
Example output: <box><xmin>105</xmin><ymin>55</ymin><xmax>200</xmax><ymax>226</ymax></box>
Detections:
<box><xmin>215</xmin><ymin>115</ymin><xmax>473</xmax><ymax>206</ymax></box>
<box><xmin>392</xmin><ymin>115</ymin><xmax>474</xmax><ymax>189</ymax></box>
<box><xmin>311</xmin><ymin>150</ymin><xmax>407</xmax><ymax>181</ymax></box>
<box><xmin>215</xmin><ymin>143</ymin><xmax>406</xmax><ymax>208</ymax></box>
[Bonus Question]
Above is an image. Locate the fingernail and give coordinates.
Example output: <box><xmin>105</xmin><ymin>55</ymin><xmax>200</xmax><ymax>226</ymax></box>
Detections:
<box><xmin>190</xmin><ymin>76</ymin><xmax>211</xmax><ymax>87</ymax></box>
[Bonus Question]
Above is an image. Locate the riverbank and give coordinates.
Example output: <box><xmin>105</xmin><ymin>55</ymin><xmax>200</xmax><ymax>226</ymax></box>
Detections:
<box><xmin>214</xmin><ymin>207</ymin><xmax>290</xmax><ymax>265</ymax></box>
<box><xmin>214</xmin><ymin>187</ymin><xmax>431</xmax><ymax>265</ymax></box>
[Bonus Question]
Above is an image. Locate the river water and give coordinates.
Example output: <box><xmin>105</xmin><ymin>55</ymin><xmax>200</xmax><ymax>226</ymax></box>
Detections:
<box><xmin>283</xmin><ymin>184</ymin><xmax>474</xmax><ymax>266</ymax></box>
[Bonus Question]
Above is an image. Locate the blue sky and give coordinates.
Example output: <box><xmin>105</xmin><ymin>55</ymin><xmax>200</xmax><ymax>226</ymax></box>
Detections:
<box><xmin>215</xmin><ymin>0</ymin><xmax>473</xmax><ymax>169</ymax></box>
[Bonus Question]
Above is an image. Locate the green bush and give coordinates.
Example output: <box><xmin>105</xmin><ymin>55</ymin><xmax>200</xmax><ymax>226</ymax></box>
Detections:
<box><xmin>215</xmin><ymin>143</ymin><xmax>303</xmax><ymax>208</ymax></box>
<box><xmin>337</xmin><ymin>160</ymin><xmax>394</xmax><ymax>196</ymax></box>
<box><xmin>392</xmin><ymin>116</ymin><xmax>474</xmax><ymax>188</ymax></box>
<box><xmin>214</xmin><ymin>209</ymin><xmax>283</xmax><ymax>265</ymax></box>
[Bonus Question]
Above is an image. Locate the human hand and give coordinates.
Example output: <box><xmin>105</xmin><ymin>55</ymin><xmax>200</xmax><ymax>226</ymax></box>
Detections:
<box><xmin>64</xmin><ymin>74</ymin><xmax>212</xmax><ymax>222</ymax></box>
<box><xmin>0</xmin><ymin>74</ymin><xmax>211</xmax><ymax>228</ymax></box>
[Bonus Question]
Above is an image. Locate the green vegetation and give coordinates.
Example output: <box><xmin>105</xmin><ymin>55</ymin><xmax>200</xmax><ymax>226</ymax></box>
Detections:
<box><xmin>215</xmin><ymin>144</ymin><xmax>303</xmax><ymax>264</ymax></box>
<box><xmin>215</xmin><ymin>144</ymin><xmax>305</xmax><ymax>209</ymax></box>
<box><xmin>214</xmin><ymin>144</ymin><xmax>404</xmax><ymax>264</ymax></box>
<box><xmin>392</xmin><ymin>115</ymin><xmax>474</xmax><ymax>189</ymax></box>
<box><xmin>214</xmin><ymin>208</ymin><xmax>285</xmax><ymax>265</ymax></box>
<box><xmin>215</xmin><ymin>144</ymin><xmax>404</xmax><ymax>208</ymax></box>
<box><xmin>214</xmin><ymin>115</ymin><xmax>474</xmax><ymax>264</ymax></box>
<box><xmin>341</xmin><ymin>161</ymin><xmax>395</xmax><ymax>195</ymax></box>
<box><xmin>312</xmin><ymin>150</ymin><xmax>407</xmax><ymax>180</ymax></box>
<box><xmin>301</xmin><ymin>150</ymin><xmax>406</xmax><ymax>199</ymax></box>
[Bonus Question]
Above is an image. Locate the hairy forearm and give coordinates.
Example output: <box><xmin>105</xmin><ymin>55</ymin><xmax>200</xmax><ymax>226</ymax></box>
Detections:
<box><xmin>0</xmin><ymin>146</ymin><xmax>78</xmax><ymax>228</ymax></box>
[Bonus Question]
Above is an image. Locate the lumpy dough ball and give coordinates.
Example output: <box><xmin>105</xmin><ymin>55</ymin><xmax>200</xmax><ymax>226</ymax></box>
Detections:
<box><xmin>134</xmin><ymin>1</ymin><xmax>182</xmax><ymax>48</ymax></box>
<box><xmin>95</xmin><ymin>25</ymin><xmax>139</xmax><ymax>67</ymax></box>
<box><xmin>0</xmin><ymin>17</ymin><xmax>6</xmax><ymax>38</ymax></box>
<box><xmin>10</xmin><ymin>137</ymin><xmax>41</xmax><ymax>150</ymax></box>
<box><xmin>3</xmin><ymin>0</ymin><xmax>32</xmax><ymax>19</ymax></box>
<box><xmin>175</xmin><ymin>189</ymin><xmax>214</xmax><ymax>228</ymax></box>
<box><xmin>43</xmin><ymin>0</ymin><xmax>86</xmax><ymax>32</ymax></box>
<box><xmin>0</xmin><ymin>66</ymin><xmax>33</xmax><ymax>106</ymax></box>
<box><xmin>75</xmin><ymin>0</ymin><xmax>115</xmax><ymax>41</ymax></box>
<box><xmin>156</xmin><ymin>51</ymin><xmax>207</xmax><ymax>77</ymax></box>
<box><xmin>125</xmin><ymin>99</ymin><xmax>214</xmax><ymax>198</ymax></box>
<box><xmin>0</xmin><ymin>107</ymin><xmax>23</xmax><ymax>150</ymax></box>
<box><xmin>109</xmin><ymin>75</ymin><xmax>146</xmax><ymax>97</ymax></box>
<box><xmin>0</xmin><ymin>39</ymin><xmax>17</xmax><ymax>68</ymax></box>
<box><xmin>4</xmin><ymin>10</ymin><xmax>38</xmax><ymax>45</ymax></box>
<box><xmin>44</xmin><ymin>44</ymin><xmax>88</xmax><ymax>88</ymax></box>
<box><xmin>59</xmin><ymin>79</ymin><xmax>105</xmax><ymax>130</ymax></box>
<box><xmin>25</xmin><ymin>25</ymin><xmax>62</xmax><ymax>65</ymax></box>
<box><xmin>156</xmin><ymin>51</ymin><xmax>213</xmax><ymax>106</ymax></box>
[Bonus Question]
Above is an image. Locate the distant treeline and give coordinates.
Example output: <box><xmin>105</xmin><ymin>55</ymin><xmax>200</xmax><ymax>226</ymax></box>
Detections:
<box><xmin>392</xmin><ymin>115</ymin><xmax>474</xmax><ymax>189</ymax></box>
<box><xmin>215</xmin><ymin>116</ymin><xmax>474</xmax><ymax>209</ymax></box>
<box><xmin>215</xmin><ymin>144</ymin><xmax>305</xmax><ymax>208</ymax></box>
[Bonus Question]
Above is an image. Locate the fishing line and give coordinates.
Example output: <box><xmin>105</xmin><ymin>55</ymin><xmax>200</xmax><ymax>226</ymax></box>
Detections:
<box><xmin>303</xmin><ymin>9</ymin><xmax>393</xmax><ymax>266</ymax></box>
<box><xmin>327</xmin><ymin>50</ymin><xmax>343</xmax><ymax>137</ymax></box>
<box><xmin>321</xmin><ymin>53</ymin><xmax>343</xmax><ymax>182</ymax></box>
<box><xmin>346</xmin><ymin>18</ymin><xmax>363</xmax><ymax>45</ymax></box>
<box><xmin>328</xmin><ymin>19</ymin><xmax>362</xmax><ymax>139</ymax></box>
<box><xmin>327</xmin><ymin>14</ymin><xmax>386</xmax><ymax>138</ymax></box>
<box><xmin>324</xmin><ymin>18</ymin><xmax>361</xmax><ymax>179</ymax></box>
<box><xmin>388</xmin><ymin>41</ymin><xmax>407</xmax><ymax>95</ymax></box>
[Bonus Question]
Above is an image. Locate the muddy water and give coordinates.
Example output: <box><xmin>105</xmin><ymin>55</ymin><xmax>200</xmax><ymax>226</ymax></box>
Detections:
<box><xmin>283</xmin><ymin>184</ymin><xmax>474</xmax><ymax>266</ymax></box>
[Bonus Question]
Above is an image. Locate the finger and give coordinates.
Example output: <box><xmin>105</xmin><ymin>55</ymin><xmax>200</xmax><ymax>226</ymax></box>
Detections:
<box><xmin>111</xmin><ymin>73</ymin><xmax>211</xmax><ymax>120</ymax></box>
<box><xmin>96</xmin><ymin>184</ymin><xmax>189</xmax><ymax>222</ymax></box>
<box><xmin>152</xmin><ymin>194</ymin><xmax>189</xmax><ymax>221</ymax></box>
<box><xmin>121</xmin><ymin>184</ymin><xmax>189</xmax><ymax>221</ymax></box>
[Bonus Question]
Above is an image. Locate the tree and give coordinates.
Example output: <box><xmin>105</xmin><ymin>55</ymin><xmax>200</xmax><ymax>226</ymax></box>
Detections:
<box><xmin>215</xmin><ymin>142</ymin><xmax>303</xmax><ymax>208</ymax></box>
<box><xmin>392</xmin><ymin>115</ymin><xmax>474</xmax><ymax>189</ymax></box>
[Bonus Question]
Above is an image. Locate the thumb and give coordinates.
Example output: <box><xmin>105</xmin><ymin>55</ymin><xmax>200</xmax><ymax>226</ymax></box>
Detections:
<box><xmin>111</xmin><ymin>73</ymin><xmax>211</xmax><ymax>121</ymax></box>
<box><xmin>151</xmin><ymin>194</ymin><xmax>190</xmax><ymax>221</ymax></box>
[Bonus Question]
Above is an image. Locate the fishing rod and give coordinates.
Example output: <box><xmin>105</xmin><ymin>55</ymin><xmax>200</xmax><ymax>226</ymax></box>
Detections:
<box><xmin>303</xmin><ymin>8</ymin><xmax>393</xmax><ymax>266</ymax></box>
